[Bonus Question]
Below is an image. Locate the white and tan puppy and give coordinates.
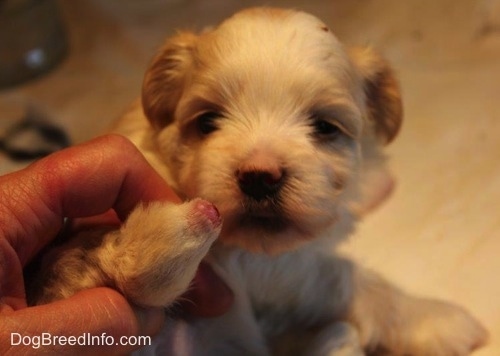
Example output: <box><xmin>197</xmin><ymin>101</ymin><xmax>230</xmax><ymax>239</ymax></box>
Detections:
<box><xmin>32</xmin><ymin>7</ymin><xmax>487</xmax><ymax>355</ymax></box>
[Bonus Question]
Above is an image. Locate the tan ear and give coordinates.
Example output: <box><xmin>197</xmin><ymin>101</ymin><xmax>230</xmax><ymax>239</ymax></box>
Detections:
<box><xmin>349</xmin><ymin>47</ymin><xmax>403</xmax><ymax>145</ymax></box>
<box><xmin>142</xmin><ymin>31</ymin><xmax>198</xmax><ymax>129</ymax></box>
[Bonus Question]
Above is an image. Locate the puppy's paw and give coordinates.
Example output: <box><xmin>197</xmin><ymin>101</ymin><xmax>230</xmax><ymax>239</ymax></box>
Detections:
<box><xmin>310</xmin><ymin>322</ymin><xmax>365</xmax><ymax>356</ymax></box>
<box><xmin>99</xmin><ymin>198</ymin><xmax>222</xmax><ymax>307</ymax></box>
<box><xmin>395</xmin><ymin>299</ymin><xmax>488</xmax><ymax>356</ymax></box>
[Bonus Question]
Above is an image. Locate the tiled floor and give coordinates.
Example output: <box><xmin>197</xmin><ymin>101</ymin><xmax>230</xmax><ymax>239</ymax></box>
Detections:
<box><xmin>1</xmin><ymin>0</ymin><xmax>499</xmax><ymax>354</ymax></box>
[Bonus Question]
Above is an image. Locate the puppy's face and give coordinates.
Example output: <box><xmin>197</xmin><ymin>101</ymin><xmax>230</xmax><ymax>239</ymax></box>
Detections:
<box><xmin>142</xmin><ymin>8</ymin><xmax>402</xmax><ymax>254</ymax></box>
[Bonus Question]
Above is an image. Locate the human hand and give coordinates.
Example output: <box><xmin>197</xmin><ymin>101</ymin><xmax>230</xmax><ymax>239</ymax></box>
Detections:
<box><xmin>0</xmin><ymin>134</ymin><xmax>233</xmax><ymax>355</ymax></box>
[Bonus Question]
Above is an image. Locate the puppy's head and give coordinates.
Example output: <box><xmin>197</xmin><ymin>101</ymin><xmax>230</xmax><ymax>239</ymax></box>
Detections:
<box><xmin>142</xmin><ymin>8</ymin><xmax>402</xmax><ymax>254</ymax></box>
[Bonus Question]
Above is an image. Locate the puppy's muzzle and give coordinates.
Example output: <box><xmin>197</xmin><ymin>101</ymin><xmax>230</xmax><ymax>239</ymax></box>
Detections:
<box><xmin>237</xmin><ymin>168</ymin><xmax>285</xmax><ymax>201</ymax></box>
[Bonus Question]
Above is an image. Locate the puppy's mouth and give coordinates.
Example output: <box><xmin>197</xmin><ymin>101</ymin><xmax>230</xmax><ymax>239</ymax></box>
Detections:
<box><xmin>238</xmin><ymin>212</ymin><xmax>291</xmax><ymax>233</ymax></box>
<box><xmin>219</xmin><ymin>203</ymin><xmax>311</xmax><ymax>254</ymax></box>
<box><xmin>237</xmin><ymin>199</ymin><xmax>291</xmax><ymax>231</ymax></box>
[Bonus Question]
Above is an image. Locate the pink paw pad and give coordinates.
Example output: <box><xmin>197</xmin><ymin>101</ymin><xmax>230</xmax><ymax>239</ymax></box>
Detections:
<box><xmin>190</xmin><ymin>199</ymin><xmax>222</xmax><ymax>231</ymax></box>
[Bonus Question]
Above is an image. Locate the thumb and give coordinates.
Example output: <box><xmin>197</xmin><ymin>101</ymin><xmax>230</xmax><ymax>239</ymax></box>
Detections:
<box><xmin>1</xmin><ymin>288</ymin><xmax>164</xmax><ymax>355</ymax></box>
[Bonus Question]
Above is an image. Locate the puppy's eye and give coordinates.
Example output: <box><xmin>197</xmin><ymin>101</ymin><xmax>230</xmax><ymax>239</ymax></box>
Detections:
<box><xmin>311</xmin><ymin>118</ymin><xmax>342</xmax><ymax>140</ymax></box>
<box><xmin>196</xmin><ymin>112</ymin><xmax>220</xmax><ymax>135</ymax></box>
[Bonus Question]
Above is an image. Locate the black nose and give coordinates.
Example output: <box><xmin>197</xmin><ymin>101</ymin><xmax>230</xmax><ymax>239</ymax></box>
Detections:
<box><xmin>237</xmin><ymin>169</ymin><xmax>284</xmax><ymax>201</ymax></box>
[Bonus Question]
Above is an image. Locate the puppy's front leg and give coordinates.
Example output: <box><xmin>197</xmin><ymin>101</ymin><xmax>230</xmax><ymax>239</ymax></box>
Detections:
<box><xmin>99</xmin><ymin>199</ymin><xmax>221</xmax><ymax>307</ymax></box>
<box><xmin>348</xmin><ymin>266</ymin><xmax>488</xmax><ymax>355</ymax></box>
<box><xmin>31</xmin><ymin>199</ymin><xmax>221</xmax><ymax>307</ymax></box>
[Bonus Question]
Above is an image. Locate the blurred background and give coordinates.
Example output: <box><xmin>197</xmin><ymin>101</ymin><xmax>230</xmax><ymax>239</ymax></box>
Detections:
<box><xmin>1</xmin><ymin>0</ymin><xmax>499</xmax><ymax>354</ymax></box>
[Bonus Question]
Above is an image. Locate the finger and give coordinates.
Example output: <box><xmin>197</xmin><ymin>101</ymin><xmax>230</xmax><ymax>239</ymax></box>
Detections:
<box><xmin>180</xmin><ymin>262</ymin><xmax>234</xmax><ymax>318</ymax></box>
<box><xmin>0</xmin><ymin>134</ymin><xmax>181</xmax><ymax>266</ymax></box>
<box><xmin>0</xmin><ymin>288</ymin><xmax>164</xmax><ymax>355</ymax></box>
<box><xmin>69</xmin><ymin>209</ymin><xmax>121</xmax><ymax>232</ymax></box>
<box><xmin>30</xmin><ymin>134</ymin><xmax>181</xmax><ymax>219</ymax></box>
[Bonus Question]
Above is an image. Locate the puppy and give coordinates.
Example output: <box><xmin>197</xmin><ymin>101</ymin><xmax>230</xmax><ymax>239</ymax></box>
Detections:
<box><xmin>31</xmin><ymin>7</ymin><xmax>487</xmax><ymax>355</ymax></box>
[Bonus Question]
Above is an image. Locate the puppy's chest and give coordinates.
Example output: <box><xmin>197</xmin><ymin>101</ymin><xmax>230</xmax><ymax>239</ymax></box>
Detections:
<box><xmin>213</xmin><ymin>247</ymin><xmax>348</xmax><ymax>334</ymax></box>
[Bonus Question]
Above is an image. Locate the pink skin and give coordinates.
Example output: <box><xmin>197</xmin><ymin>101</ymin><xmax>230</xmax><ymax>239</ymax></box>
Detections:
<box><xmin>0</xmin><ymin>135</ymin><xmax>233</xmax><ymax>355</ymax></box>
<box><xmin>190</xmin><ymin>199</ymin><xmax>222</xmax><ymax>230</ymax></box>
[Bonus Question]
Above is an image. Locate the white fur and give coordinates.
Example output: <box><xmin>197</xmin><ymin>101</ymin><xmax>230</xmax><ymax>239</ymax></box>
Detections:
<box><xmin>34</xmin><ymin>7</ymin><xmax>487</xmax><ymax>355</ymax></box>
<box><xmin>30</xmin><ymin>199</ymin><xmax>221</xmax><ymax>308</ymax></box>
